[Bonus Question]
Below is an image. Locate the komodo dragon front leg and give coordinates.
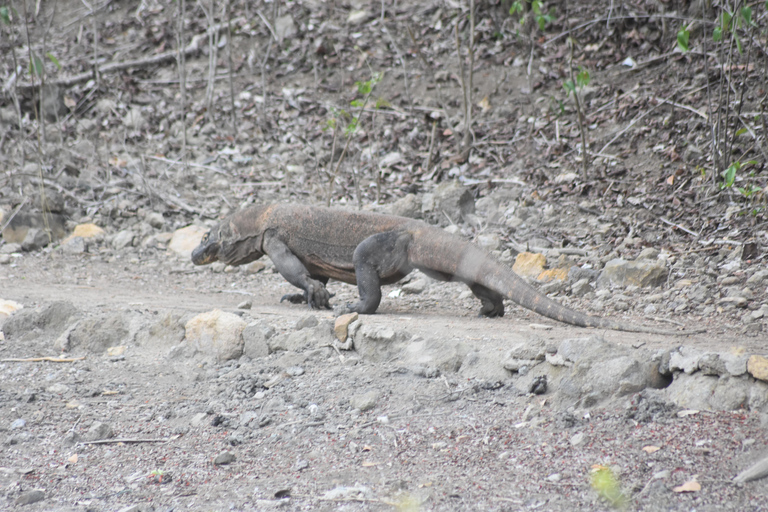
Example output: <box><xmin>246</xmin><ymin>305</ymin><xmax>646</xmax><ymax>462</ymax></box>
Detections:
<box><xmin>346</xmin><ymin>230</ymin><xmax>413</xmax><ymax>314</ymax></box>
<box><xmin>262</xmin><ymin>231</ymin><xmax>332</xmax><ymax>310</ymax></box>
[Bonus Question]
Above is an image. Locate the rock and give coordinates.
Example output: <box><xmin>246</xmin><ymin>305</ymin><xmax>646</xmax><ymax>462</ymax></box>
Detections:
<box><xmin>237</xmin><ymin>300</ymin><xmax>252</xmax><ymax>310</ymax></box>
<box><xmin>513</xmin><ymin>252</ymin><xmax>546</xmax><ymax>279</ymax></box>
<box><xmin>242</xmin><ymin>321</ymin><xmax>272</xmax><ymax>359</ymax></box>
<box><xmin>350</xmin><ymin>391</ymin><xmax>379</xmax><ymax>412</ymax></box>
<box><xmin>0</xmin><ymin>299</ymin><xmax>23</xmax><ymax>320</ymax></box>
<box><xmin>213</xmin><ymin>451</ymin><xmax>236</xmax><ymax>465</ymax></box>
<box><xmin>61</xmin><ymin>236</ymin><xmax>86</xmax><ymax>254</ymax></box>
<box><xmin>268</xmin><ymin>321</ymin><xmax>333</xmax><ymax>353</ymax></box>
<box><xmin>274</xmin><ymin>14</ymin><xmax>296</xmax><ymax>41</ymax></box>
<box><xmin>710</xmin><ymin>377</ymin><xmax>748</xmax><ymax>410</ymax></box>
<box><xmin>245</xmin><ymin>261</ymin><xmax>267</xmax><ymax>274</ymax></box>
<box><xmin>2</xmin><ymin>211</ymin><xmax>67</xmax><ymax>248</ymax></box>
<box><xmin>184</xmin><ymin>310</ymin><xmax>246</xmax><ymax>361</ymax></box>
<box><xmin>666</xmin><ymin>373</ymin><xmax>718</xmax><ymax>410</ymax></box>
<box><xmin>66</xmin><ymin>223</ymin><xmax>105</xmax><ymax>242</ymax></box>
<box><xmin>352</xmin><ymin>324</ymin><xmax>407</xmax><ymax>363</ymax></box>
<box><xmin>145</xmin><ymin>212</ymin><xmax>165</xmax><ymax>229</ymax></box>
<box><xmin>124</xmin><ymin>106</ymin><xmax>146</xmax><ymax>130</ymax></box>
<box><xmin>637</xmin><ymin>248</ymin><xmax>660</xmax><ymax>260</ymax></box>
<box><xmin>597</xmin><ymin>258</ymin><xmax>668</xmax><ymax>288</ymax></box>
<box><xmin>391</xmin><ymin>194</ymin><xmax>422</xmax><ymax>219</ymax></box>
<box><xmin>668</xmin><ymin>346</ymin><xmax>704</xmax><ymax>374</ymax></box>
<box><xmin>402</xmin><ymin>338</ymin><xmax>470</xmax><ymax>374</ymax></box>
<box><xmin>295</xmin><ymin>315</ymin><xmax>318</xmax><ymax>330</ymax></box>
<box><xmin>69</xmin><ymin>314</ymin><xmax>129</xmax><ymax>353</ymax></box>
<box><xmin>2</xmin><ymin>301</ymin><xmax>81</xmax><ymax>343</ymax></box>
<box><xmin>15</xmin><ymin>489</ymin><xmax>45</xmax><ymax>506</ymax></box>
<box><xmin>401</xmin><ymin>278</ymin><xmax>427</xmax><ymax>294</ymax></box>
<box><xmin>571</xmin><ymin>278</ymin><xmax>593</xmax><ymax>297</ymax></box>
<box><xmin>61</xmin><ymin>431</ymin><xmax>82</xmax><ymax>447</ymax></box>
<box><xmin>168</xmin><ymin>225</ymin><xmax>208</xmax><ymax>259</ymax></box>
<box><xmin>734</xmin><ymin>455</ymin><xmax>768</xmax><ymax>483</ymax></box>
<box><xmin>112</xmin><ymin>229</ymin><xmax>135</xmax><ymax>249</ymax></box>
<box><xmin>504</xmin><ymin>358</ymin><xmax>541</xmax><ymax>372</ymax></box>
<box><xmin>748</xmin><ymin>355</ymin><xmax>768</xmax><ymax>382</ymax></box>
<box><xmin>432</xmin><ymin>181</ymin><xmax>475</xmax><ymax>225</ymax></box>
<box><xmin>347</xmin><ymin>10</ymin><xmax>371</xmax><ymax>25</ymax></box>
<box><xmin>334</xmin><ymin>313</ymin><xmax>358</xmax><ymax>342</ymax></box>
<box><xmin>86</xmin><ymin>421</ymin><xmax>114</xmax><ymax>441</ymax></box>
<box><xmin>505</xmin><ymin>338</ymin><xmax>547</xmax><ymax>361</ymax></box>
<box><xmin>476</xmin><ymin>233</ymin><xmax>502</xmax><ymax>251</ymax></box>
<box><xmin>537</xmin><ymin>267</ymin><xmax>569</xmax><ymax>283</ymax></box>
<box><xmin>746</xmin><ymin>270</ymin><xmax>768</xmax><ymax>286</ymax></box>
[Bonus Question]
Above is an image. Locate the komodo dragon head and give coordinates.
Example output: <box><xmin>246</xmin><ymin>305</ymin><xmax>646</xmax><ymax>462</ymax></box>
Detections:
<box><xmin>191</xmin><ymin>217</ymin><xmax>265</xmax><ymax>267</ymax></box>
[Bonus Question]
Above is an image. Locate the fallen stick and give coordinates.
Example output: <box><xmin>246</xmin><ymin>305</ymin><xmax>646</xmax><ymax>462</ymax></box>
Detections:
<box><xmin>1</xmin><ymin>356</ymin><xmax>86</xmax><ymax>363</ymax></box>
<box><xmin>79</xmin><ymin>437</ymin><xmax>176</xmax><ymax>445</ymax></box>
<box><xmin>14</xmin><ymin>17</ymin><xmax>245</xmax><ymax>91</ymax></box>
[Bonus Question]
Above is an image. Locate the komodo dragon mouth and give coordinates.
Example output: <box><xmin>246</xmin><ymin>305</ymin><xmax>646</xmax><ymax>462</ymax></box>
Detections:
<box><xmin>191</xmin><ymin>231</ymin><xmax>220</xmax><ymax>265</ymax></box>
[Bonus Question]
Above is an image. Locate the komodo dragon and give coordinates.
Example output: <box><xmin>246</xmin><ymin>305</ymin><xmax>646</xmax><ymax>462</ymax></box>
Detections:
<box><xmin>191</xmin><ymin>203</ymin><xmax>702</xmax><ymax>335</ymax></box>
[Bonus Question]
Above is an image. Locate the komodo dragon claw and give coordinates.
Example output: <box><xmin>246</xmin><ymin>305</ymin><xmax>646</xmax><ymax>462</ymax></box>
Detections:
<box><xmin>281</xmin><ymin>291</ymin><xmax>335</xmax><ymax>306</ymax></box>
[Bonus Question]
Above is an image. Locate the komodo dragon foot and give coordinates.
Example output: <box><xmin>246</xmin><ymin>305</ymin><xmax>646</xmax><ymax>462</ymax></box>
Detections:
<box><xmin>280</xmin><ymin>290</ymin><xmax>334</xmax><ymax>309</ymax></box>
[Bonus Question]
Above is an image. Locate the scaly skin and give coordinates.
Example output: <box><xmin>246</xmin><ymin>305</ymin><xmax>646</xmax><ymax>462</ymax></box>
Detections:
<box><xmin>191</xmin><ymin>203</ymin><xmax>704</xmax><ymax>336</ymax></box>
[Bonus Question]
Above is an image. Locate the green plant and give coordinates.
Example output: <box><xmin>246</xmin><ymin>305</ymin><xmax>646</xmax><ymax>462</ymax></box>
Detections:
<box><xmin>563</xmin><ymin>63</ymin><xmax>591</xmax><ymax>180</ymax></box>
<box><xmin>0</xmin><ymin>5</ymin><xmax>12</xmax><ymax>25</ymax></box>
<box><xmin>563</xmin><ymin>66</ymin><xmax>590</xmax><ymax>96</ymax></box>
<box><xmin>323</xmin><ymin>71</ymin><xmax>384</xmax><ymax>206</ymax></box>
<box><xmin>509</xmin><ymin>0</ymin><xmax>555</xmax><ymax>30</ymax></box>
<box><xmin>676</xmin><ymin>25</ymin><xmax>690</xmax><ymax>52</ymax></box>
<box><xmin>590</xmin><ymin>465</ymin><xmax>626</xmax><ymax>508</ymax></box>
<box><xmin>720</xmin><ymin>159</ymin><xmax>758</xmax><ymax>190</ymax></box>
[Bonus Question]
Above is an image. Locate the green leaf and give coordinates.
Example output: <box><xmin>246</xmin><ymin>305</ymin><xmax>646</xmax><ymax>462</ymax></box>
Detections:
<box><xmin>350</xmin><ymin>99</ymin><xmax>364</xmax><ymax>108</ymax></box>
<box><xmin>735</xmin><ymin>32</ymin><xmax>742</xmax><ymax>54</ymax></box>
<box><xmin>374</xmin><ymin>97</ymin><xmax>391</xmax><ymax>109</ymax></box>
<box><xmin>532</xmin><ymin>0</ymin><xmax>542</xmax><ymax>15</ymax></box>
<box><xmin>344</xmin><ymin>117</ymin><xmax>359</xmax><ymax>136</ymax></box>
<box><xmin>509</xmin><ymin>0</ymin><xmax>524</xmax><ymax>16</ymax></box>
<box><xmin>46</xmin><ymin>52</ymin><xmax>61</xmax><ymax>70</ymax></box>
<box><xmin>576</xmin><ymin>66</ymin><xmax>590</xmax><ymax>88</ymax></box>
<box><xmin>356</xmin><ymin>80</ymin><xmax>372</xmax><ymax>95</ymax></box>
<box><xmin>677</xmin><ymin>27</ymin><xmax>690</xmax><ymax>52</ymax></box>
<box><xmin>735</xmin><ymin>127</ymin><xmax>748</xmax><ymax>137</ymax></box>
<box><xmin>722</xmin><ymin>11</ymin><xmax>732</xmax><ymax>31</ymax></box>
<box><xmin>722</xmin><ymin>163</ymin><xmax>738</xmax><ymax>188</ymax></box>
<box><xmin>713</xmin><ymin>27</ymin><xmax>722</xmax><ymax>42</ymax></box>
<box><xmin>563</xmin><ymin>80</ymin><xmax>575</xmax><ymax>95</ymax></box>
<box><xmin>740</xmin><ymin>6</ymin><xmax>752</xmax><ymax>26</ymax></box>
<box><xmin>29</xmin><ymin>55</ymin><xmax>44</xmax><ymax>77</ymax></box>
<box><xmin>0</xmin><ymin>6</ymin><xmax>11</xmax><ymax>25</ymax></box>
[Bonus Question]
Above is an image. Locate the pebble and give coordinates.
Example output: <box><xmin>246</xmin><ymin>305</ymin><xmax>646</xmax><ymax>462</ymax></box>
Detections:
<box><xmin>350</xmin><ymin>391</ymin><xmax>379</xmax><ymax>412</ymax></box>
<box><xmin>86</xmin><ymin>421</ymin><xmax>114</xmax><ymax>441</ymax></box>
<box><xmin>213</xmin><ymin>451</ymin><xmax>236</xmax><ymax>465</ymax></box>
<box><xmin>15</xmin><ymin>489</ymin><xmax>45</xmax><ymax>506</ymax></box>
<box><xmin>11</xmin><ymin>418</ymin><xmax>26</xmax><ymax>429</ymax></box>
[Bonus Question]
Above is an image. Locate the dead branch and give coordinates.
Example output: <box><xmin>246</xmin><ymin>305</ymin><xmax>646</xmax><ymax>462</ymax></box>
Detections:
<box><xmin>1</xmin><ymin>356</ymin><xmax>86</xmax><ymax>362</ymax></box>
<box><xmin>11</xmin><ymin>17</ymin><xmax>245</xmax><ymax>91</ymax></box>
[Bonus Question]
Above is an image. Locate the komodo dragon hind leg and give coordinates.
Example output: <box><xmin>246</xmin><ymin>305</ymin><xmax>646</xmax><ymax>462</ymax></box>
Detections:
<box><xmin>347</xmin><ymin>231</ymin><xmax>413</xmax><ymax>314</ymax></box>
<box><xmin>470</xmin><ymin>283</ymin><xmax>505</xmax><ymax>318</ymax></box>
<box><xmin>420</xmin><ymin>269</ymin><xmax>504</xmax><ymax>318</ymax></box>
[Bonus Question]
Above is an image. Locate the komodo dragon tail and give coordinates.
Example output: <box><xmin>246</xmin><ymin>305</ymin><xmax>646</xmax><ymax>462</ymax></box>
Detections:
<box><xmin>408</xmin><ymin>228</ymin><xmax>704</xmax><ymax>336</ymax></box>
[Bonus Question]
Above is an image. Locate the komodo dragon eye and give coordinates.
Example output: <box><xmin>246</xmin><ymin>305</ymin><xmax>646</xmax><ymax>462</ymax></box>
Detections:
<box><xmin>201</xmin><ymin>233</ymin><xmax>209</xmax><ymax>243</ymax></box>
